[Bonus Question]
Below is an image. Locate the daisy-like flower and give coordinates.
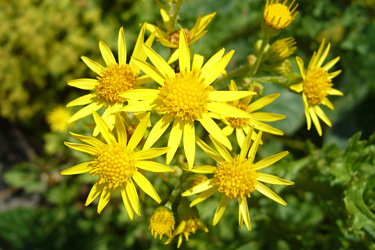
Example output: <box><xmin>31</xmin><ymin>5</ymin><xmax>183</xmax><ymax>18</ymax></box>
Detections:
<box><xmin>164</xmin><ymin>198</ymin><xmax>208</xmax><ymax>248</ymax></box>
<box><xmin>121</xmin><ymin>30</ymin><xmax>255</xmax><ymax>168</ymax></box>
<box><xmin>265</xmin><ymin>37</ymin><xmax>297</xmax><ymax>62</ymax></box>
<box><xmin>62</xmin><ymin>112</ymin><xmax>173</xmax><ymax>218</ymax></box>
<box><xmin>149</xmin><ymin>206</ymin><xmax>175</xmax><ymax>240</ymax></box>
<box><xmin>290</xmin><ymin>39</ymin><xmax>343</xmax><ymax>136</ymax></box>
<box><xmin>181</xmin><ymin>127</ymin><xmax>293</xmax><ymax>231</ymax></box>
<box><xmin>221</xmin><ymin>80</ymin><xmax>285</xmax><ymax>148</ymax></box>
<box><xmin>146</xmin><ymin>9</ymin><xmax>215</xmax><ymax>63</ymax></box>
<box><xmin>46</xmin><ymin>106</ymin><xmax>72</xmax><ymax>132</ymax></box>
<box><xmin>66</xmin><ymin>24</ymin><xmax>154</xmax><ymax>135</ymax></box>
<box><xmin>262</xmin><ymin>0</ymin><xmax>298</xmax><ymax>36</ymax></box>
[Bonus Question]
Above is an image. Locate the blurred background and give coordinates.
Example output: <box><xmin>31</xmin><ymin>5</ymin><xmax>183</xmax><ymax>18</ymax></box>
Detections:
<box><xmin>0</xmin><ymin>0</ymin><xmax>374</xmax><ymax>249</ymax></box>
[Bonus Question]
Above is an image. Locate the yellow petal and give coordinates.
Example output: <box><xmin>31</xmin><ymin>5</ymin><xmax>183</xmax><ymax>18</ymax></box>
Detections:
<box><xmin>98</xmin><ymin>186</ymin><xmax>113</xmax><ymax>214</ymax></box>
<box><xmin>167</xmin><ymin>49</ymin><xmax>179</xmax><ymax>64</ymax></box>
<box><xmin>61</xmin><ymin>162</ymin><xmax>93</xmax><ymax>175</ymax></box>
<box><xmin>81</xmin><ymin>56</ymin><xmax>104</xmax><ymax>76</ymax></box>
<box><xmin>239</xmin><ymin>198</ymin><xmax>251</xmax><ymax>231</ymax></box>
<box><xmin>142</xmin><ymin>44</ymin><xmax>175</xmax><ymax>77</ymax></box>
<box><xmin>122</xmin><ymin>100</ymin><xmax>157</xmax><ymax>113</ymax></box>
<box><xmin>323</xmin><ymin>56</ymin><xmax>340</xmax><ymax>72</ymax></box>
<box><xmin>203</xmin><ymin>50</ymin><xmax>234</xmax><ymax>86</ymax></box>
<box><xmin>129</xmin><ymin>23</ymin><xmax>146</xmax><ymax>67</ymax></box>
<box><xmin>200</xmin><ymin>48</ymin><xmax>225</xmax><ymax>76</ymax></box>
<box><xmin>132</xmin><ymin>171</ymin><xmax>161</xmax><ymax>203</ymax></box>
<box><xmin>115</xmin><ymin>113</ymin><xmax>127</xmax><ymax>146</ymax></box>
<box><xmin>120</xmin><ymin>89</ymin><xmax>159</xmax><ymax>100</ymax></box>
<box><xmin>327</xmin><ymin>88</ymin><xmax>343</xmax><ymax>96</ymax></box>
<box><xmin>236</xmin><ymin>128</ymin><xmax>246</xmax><ymax>149</ymax></box>
<box><xmin>183</xmin><ymin>165</ymin><xmax>216</xmax><ymax>174</ymax></box>
<box><xmin>195</xmin><ymin>136</ymin><xmax>224</xmax><ymax>162</ymax></box>
<box><xmin>212</xmin><ymin>195</ymin><xmax>229</xmax><ymax>226</ymax></box>
<box><xmin>134</xmin><ymin>147</ymin><xmax>170</xmax><ymax>160</ymax></box>
<box><xmin>240</xmin><ymin>126</ymin><xmax>254</xmax><ymax>159</ymax></box>
<box><xmin>136</xmin><ymin>75</ymin><xmax>153</xmax><ymax>85</ymax></box>
<box><xmin>127</xmin><ymin>113</ymin><xmax>150</xmax><ymax>150</ymax></box>
<box><xmin>248</xmin><ymin>131</ymin><xmax>262</xmax><ymax>162</ymax></box>
<box><xmin>251</xmin><ymin>112</ymin><xmax>286</xmax><ymax>122</ymax></box>
<box><xmin>67</xmin><ymin>102</ymin><xmax>103</xmax><ymax>124</ymax></box>
<box><xmin>190</xmin><ymin>186</ymin><xmax>217</xmax><ymax>207</ymax></box>
<box><xmin>64</xmin><ymin>142</ymin><xmax>100</xmax><ymax>156</ymax></box>
<box><xmin>92</xmin><ymin>111</ymin><xmax>116</xmax><ymax>145</ymax></box>
<box><xmin>256</xmin><ymin>182</ymin><xmax>287</xmax><ymax>206</ymax></box>
<box><xmin>92</xmin><ymin>104</ymin><xmax>117</xmax><ymax>137</ymax></box>
<box><xmin>209</xmin><ymin>135</ymin><xmax>232</xmax><ymax>162</ymax></box>
<box><xmin>181</xmin><ymin>179</ymin><xmax>215</xmax><ymax>196</ymax></box>
<box><xmin>328</xmin><ymin>70</ymin><xmax>341</xmax><ymax>80</ymax></box>
<box><xmin>254</xmin><ymin>151</ymin><xmax>289</xmax><ymax>171</ymax></box>
<box><xmin>252</xmin><ymin>120</ymin><xmax>284</xmax><ymax>136</ymax></box>
<box><xmin>85</xmin><ymin>182</ymin><xmax>104</xmax><ymax>206</ymax></box>
<box><xmin>290</xmin><ymin>83</ymin><xmax>303</xmax><ymax>93</ymax></box>
<box><xmin>316</xmin><ymin>42</ymin><xmax>331</xmax><ymax>68</ymax></box>
<box><xmin>208</xmin><ymin>91</ymin><xmax>255</xmax><ymax>102</ymax></box>
<box><xmin>118</xmin><ymin>27</ymin><xmax>127</xmax><ymax>65</ymax></box>
<box><xmin>69</xmin><ymin>131</ymin><xmax>106</xmax><ymax>150</ymax></box>
<box><xmin>143</xmin><ymin>114</ymin><xmax>173</xmax><ymax>149</ymax></box>
<box><xmin>166</xmin><ymin>118</ymin><xmax>183</xmax><ymax>164</ymax></box>
<box><xmin>136</xmin><ymin>161</ymin><xmax>174</xmax><ymax>172</ymax></box>
<box><xmin>295</xmin><ymin>56</ymin><xmax>306</xmax><ymax>79</ymax></box>
<box><xmin>66</xmin><ymin>93</ymin><xmax>96</xmax><ymax>108</ymax></box>
<box><xmin>248</xmin><ymin>93</ymin><xmax>280</xmax><ymax>112</ymax></box>
<box><xmin>222</xmin><ymin>125</ymin><xmax>234</xmax><ymax>136</ymax></box>
<box><xmin>183</xmin><ymin>119</ymin><xmax>195</xmax><ymax>168</ymax></box>
<box><xmin>179</xmin><ymin>30</ymin><xmax>190</xmax><ymax>72</ymax></box>
<box><xmin>192</xmin><ymin>54</ymin><xmax>204</xmax><ymax>72</ymax></box>
<box><xmin>121</xmin><ymin>185</ymin><xmax>134</xmax><ymax>220</ymax></box>
<box><xmin>99</xmin><ymin>41</ymin><xmax>116</xmax><ymax>66</ymax></box>
<box><xmin>257</xmin><ymin>173</ymin><xmax>294</xmax><ymax>185</ymax></box>
<box><xmin>67</xmin><ymin>79</ymin><xmax>98</xmax><ymax>90</ymax></box>
<box><xmin>309</xmin><ymin>106</ymin><xmax>322</xmax><ymax>136</ymax></box>
<box><xmin>131</xmin><ymin>57</ymin><xmax>165</xmax><ymax>86</ymax></box>
<box><xmin>313</xmin><ymin>105</ymin><xmax>332</xmax><ymax>127</ymax></box>
<box><xmin>126</xmin><ymin>180</ymin><xmax>140</xmax><ymax>216</ymax></box>
<box><xmin>199</xmin><ymin>113</ymin><xmax>232</xmax><ymax>150</ymax></box>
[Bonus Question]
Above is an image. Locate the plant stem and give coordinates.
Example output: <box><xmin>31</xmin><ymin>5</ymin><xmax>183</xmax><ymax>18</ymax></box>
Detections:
<box><xmin>248</xmin><ymin>33</ymin><xmax>270</xmax><ymax>77</ymax></box>
<box><xmin>151</xmin><ymin>0</ymin><xmax>165</xmax><ymax>10</ymax></box>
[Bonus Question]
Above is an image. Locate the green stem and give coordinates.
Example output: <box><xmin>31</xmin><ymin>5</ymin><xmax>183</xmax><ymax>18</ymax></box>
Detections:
<box><xmin>214</xmin><ymin>64</ymin><xmax>251</xmax><ymax>87</ymax></box>
<box><xmin>248</xmin><ymin>33</ymin><xmax>270</xmax><ymax>77</ymax></box>
<box><xmin>164</xmin><ymin>170</ymin><xmax>190</xmax><ymax>209</ymax></box>
<box><xmin>169</xmin><ymin>0</ymin><xmax>184</xmax><ymax>30</ymax></box>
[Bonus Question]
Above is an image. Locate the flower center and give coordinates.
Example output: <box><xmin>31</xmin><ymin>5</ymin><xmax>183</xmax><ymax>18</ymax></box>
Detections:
<box><xmin>168</xmin><ymin>29</ymin><xmax>191</xmax><ymax>46</ymax></box>
<box><xmin>90</xmin><ymin>145</ymin><xmax>136</xmax><ymax>187</ymax></box>
<box><xmin>96</xmin><ymin>64</ymin><xmax>138</xmax><ymax>106</ymax></box>
<box><xmin>214</xmin><ymin>155</ymin><xmax>259</xmax><ymax>199</ymax></box>
<box><xmin>303</xmin><ymin>67</ymin><xmax>333</xmax><ymax>105</ymax></box>
<box><xmin>182</xmin><ymin>218</ymin><xmax>200</xmax><ymax>235</ymax></box>
<box><xmin>149</xmin><ymin>208</ymin><xmax>175</xmax><ymax>239</ymax></box>
<box><xmin>226</xmin><ymin>104</ymin><xmax>251</xmax><ymax>129</ymax></box>
<box><xmin>264</xmin><ymin>3</ymin><xmax>293</xmax><ymax>29</ymax></box>
<box><xmin>158</xmin><ymin>71</ymin><xmax>211</xmax><ymax>120</ymax></box>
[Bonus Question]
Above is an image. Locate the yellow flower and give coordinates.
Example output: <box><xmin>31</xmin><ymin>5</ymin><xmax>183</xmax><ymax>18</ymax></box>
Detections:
<box><xmin>181</xmin><ymin>128</ymin><xmax>293</xmax><ymax>231</ymax></box>
<box><xmin>146</xmin><ymin>10</ymin><xmax>215</xmax><ymax>63</ymax></box>
<box><xmin>61</xmin><ymin>112</ymin><xmax>173</xmax><ymax>217</ymax></box>
<box><xmin>121</xmin><ymin>30</ymin><xmax>255</xmax><ymax>168</ymax></box>
<box><xmin>290</xmin><ymin>39</ymin><xmax>343</xmax><ymax>136</ymax></box>
<box><xmin>149</xmin><ymin>207</ymin><xmax>175</xmax><ymax>240</ymax></box>
<box><xmin>46</xmin><ymin>106</ymin><xmax>72</xmax><ymax>132</ymax></box>
<box><xmin>262</xmin><ymin>0</ymin><xmax>298</xmax><ymax>36</ymax></box>
<box><xmin>221</xmin><ymin>80</ymin><xmax>285</xmax><ymax>148</ymax></box>
<box><xmin>66</xmin><ymin>24</ymin><xmax>155</xmax><ymax>135</ymax></box>
<box><xmin>266</xmin><ymin>37</ymin><xmax>297</xmax><ymax>62</ymax></box>
<box><xmin>165</xmin><ymin>211</ymin><xmax>208</xmax><ymax>248</ymax></box>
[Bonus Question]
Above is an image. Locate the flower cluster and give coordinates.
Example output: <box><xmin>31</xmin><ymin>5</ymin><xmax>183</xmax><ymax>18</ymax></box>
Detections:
<box><xmin>60</xmin><ymin>0</ymin><xmax>343</xmax><ymax>248</ymax></box>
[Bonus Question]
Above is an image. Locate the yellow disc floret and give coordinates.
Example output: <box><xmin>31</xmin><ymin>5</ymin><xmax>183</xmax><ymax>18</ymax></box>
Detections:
<box><xmin>303</xmin><ymin>68</ymin><xmax>333</xmax><ymax>105</ymax></box>
<box><xmin>168</xmin><ymin>29</ymin><xmax>191</xmax><ymax>46</ymax></box>
<box><xmin>158</xmin><ymin>71</ymin><xmax>211</xmax><ymax>120</ymax></box>
<box><xmin>96</xmin><ymin>64</ymin><xmax>138</xmax><ymax>106</ymax></box>
<box><xmin>90</xmin><ymin>145</ymin><xmax>136</xmax><ymax>188</ymax></box>
<box><xmin>214</xmin><ymin>155</ymin><xmax>259</xmax><ymax>199</ymax></box>
<box><xmin>149</xmin><ymin>207</ymin><xmax>175</xmax><ymax>239</ymax></box>
<box><xmin>226</xmin><ymin>104</ymin><xmax>251</xmax><ymax>129</ymax></box>
<box><xmin>263</xmin><ymin>0</ymin><xmax>298</xmax><ymax>30</ymax></box>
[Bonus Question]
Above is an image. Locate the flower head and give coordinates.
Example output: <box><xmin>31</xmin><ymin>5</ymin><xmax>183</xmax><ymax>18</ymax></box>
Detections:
<box><xmin>149</xmin><ymin>207</ymin><xmax>175</xmax><ymax>239</ymax></box>
<box><xmin>290</xmin><ymin>39</ymin><xmax>343</xmax><ymax>136</ymax></box>
<box><xmin>182</xmin><ymin>128</ymin><xmax>293</xmax><ymax>231</ymax></box>
<box><xmin>221</xmin><ymin>80</ymin><xmax>285</xmax><ymax>148</ymax></box>
<box><xmin>262</xmin><ymin>0</ymin><xmax>298</xmax><ymax>36</ymax></box>
<box><xmin>46</xmin><ymin>106</ymin><xmax>72</xmax><ymax>132</ymax></box>
<box><xmin>62</xmin><ymin>112</ymin><xmax>173</xmax><ymax>218</ymax></box>
<box><xmin>266</xmin><ymin>37</ymin><xmax>297</xmax><ymax>62</ymax></box>
<box><xmin>121</xmin><ymin>30</ymin><xmax>255</xmax><ymax>168</ymax></box>
<box><xmin>66</xmin><ymin>24</ymin><xmax>155</xmax><ymax>135</ymax></box>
